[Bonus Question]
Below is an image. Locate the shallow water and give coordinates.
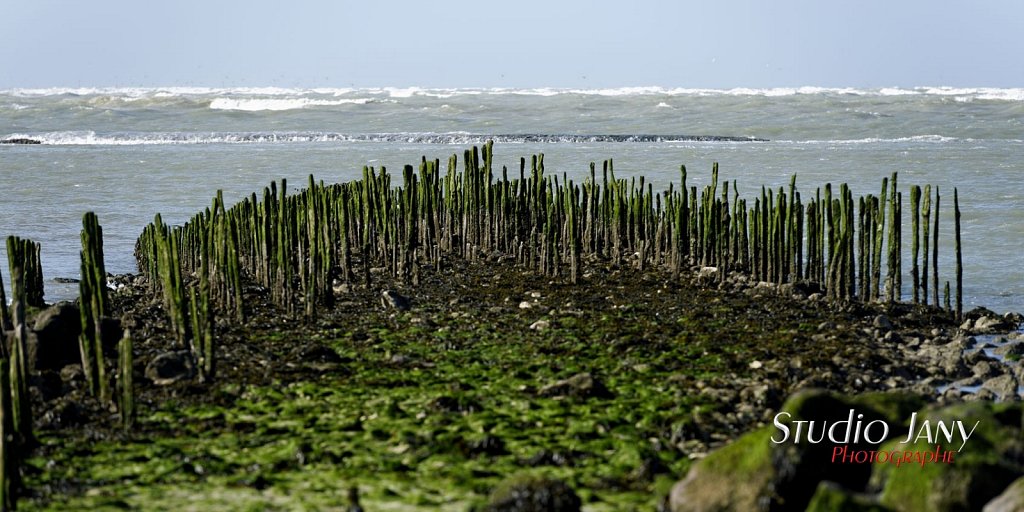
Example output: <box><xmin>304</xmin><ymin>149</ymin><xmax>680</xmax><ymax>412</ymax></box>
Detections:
<box><xmin>1</xmin><ymin>87</ymin><xmax>1021</xmax><ymax>313</ymax></box>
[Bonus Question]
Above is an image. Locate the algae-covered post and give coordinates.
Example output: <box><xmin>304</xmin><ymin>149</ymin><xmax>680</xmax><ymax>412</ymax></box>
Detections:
<box><xmin>932</xmin><ymin>187</ymin><xmax>941</xmax><ymax>307</ymax></box>
<box><xmin>911</xmin><ymin>185</ymin><xmax>921</xmax><ymax>304</ymax></box>
<box><xmin>873</xmin><ymin>178</ymin><xmax>887</xmax><ymax>302</ymax></box>
<box><xmin>8</xmin><ymin>298</ymin><xmax>30</xmax><ymax>442</ymax></box>
<box><xmin>0</xmin><ymin>360</ymin><xmax>15</xmax><ymax>511</ymax></box>
<box><xmin>79</xmin><ymin>212</ymin><xmax>110</xmax><ymax>402</ymax></box>
<box><xmin>119</xmin><ymin>330</ymin><xmax>134</xmax><ymax>431</ymax></box>
<box><xmin>921</xmin><ymin>185</ymin><xmax>931</xmax><ymax>305</ymax></box>
<box><xmin>0</xmin><ymin>268</ymin><xmax>8</xmax><ymax>333</ymax></box>
<box><xmin>954</xmin><ymin>188</ymin><xmax>963</xmax><ymax>322</ymax></box>
<box><xmin>6</xmin><ymin>237</ymin><xmax>44</xmax><ymax>309</ymax></box>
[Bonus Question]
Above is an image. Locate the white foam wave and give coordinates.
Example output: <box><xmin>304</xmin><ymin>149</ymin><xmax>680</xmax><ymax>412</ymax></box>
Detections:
<box><xmin>208</xmin><ymin>97</ymin><xmax>378</xmax><ymax>111</ymax></box>
<box><xmin>784</xmin><ymin>135</ymin><xmax>963</xmax><ymax>145</ymax></box>
<box><xmin>2</xmin><ymin>131</ymin><xmax>767</xmax><ymax>146</ymax></box>
<box><xmin>3</xmin><ymin>85</ymin><xmax>1023</xmax><ymax>101</ymax></box>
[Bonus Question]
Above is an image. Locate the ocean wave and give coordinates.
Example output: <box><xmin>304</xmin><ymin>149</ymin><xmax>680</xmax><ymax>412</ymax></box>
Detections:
<box><xmin>783</xmin><ymin>135</ymin><xmax>963</xmax><ymax>145</ymax></box>
<box><xmin>4</xmin><ymin>86</ymin><xmax>1023</xmax><ymax>101</ymax></box>
<box><xmin>0</xmin><ymin>132</ymin><xmax>768</xmax><ymax>146</ymax></box>
<box><xmin>207</xmin><ymin>97</ymin><xmax>381</xmax><ymax>111</ymax></box>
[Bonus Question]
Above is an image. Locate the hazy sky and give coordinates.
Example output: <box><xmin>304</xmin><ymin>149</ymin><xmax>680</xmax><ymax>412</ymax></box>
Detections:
<box><xmin>1</xmin><ymin>0</ymin><xmax>1021</xmax><ymax>89</ymax></box>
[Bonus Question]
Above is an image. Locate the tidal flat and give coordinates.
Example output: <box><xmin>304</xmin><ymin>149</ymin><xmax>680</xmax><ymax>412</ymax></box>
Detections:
<box><xmin>20</xmin><ymin>256</ymin><xmax>970</xmax><ymax>511</ymax></box>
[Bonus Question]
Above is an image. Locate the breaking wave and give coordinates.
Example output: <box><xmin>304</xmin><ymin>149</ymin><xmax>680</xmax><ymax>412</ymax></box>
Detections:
<box><xmin>1</xmin><ymin>132</ymin><xmax>768</xmax><ymax>146</ymax></box>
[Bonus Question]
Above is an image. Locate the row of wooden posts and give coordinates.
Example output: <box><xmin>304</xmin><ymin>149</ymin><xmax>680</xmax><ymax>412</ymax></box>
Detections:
<box><xmin>135</xmin><ymin>141</ymin><xmax>965</xmax><ymax>328</ymax></box>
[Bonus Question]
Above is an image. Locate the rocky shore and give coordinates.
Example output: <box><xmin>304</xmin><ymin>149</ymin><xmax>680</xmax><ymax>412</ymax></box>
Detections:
<box><xmin>12</xmin><ymin>257</ymin><xmax>1024</xmax><ymax>510</ymax></box>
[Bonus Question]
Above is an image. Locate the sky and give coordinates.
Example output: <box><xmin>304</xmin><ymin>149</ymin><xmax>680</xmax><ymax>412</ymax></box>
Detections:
<box><xmin>0</xmin><ymin>0</ymin><xmax>1021</xmax><ymax>89</ymax></box>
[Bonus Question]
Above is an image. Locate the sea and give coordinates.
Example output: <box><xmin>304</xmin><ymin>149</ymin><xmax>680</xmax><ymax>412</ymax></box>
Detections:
<box><xmin>1</xmin><ymin>86</ymin><xmax>1021</xmax><ymax>315</ymax></box>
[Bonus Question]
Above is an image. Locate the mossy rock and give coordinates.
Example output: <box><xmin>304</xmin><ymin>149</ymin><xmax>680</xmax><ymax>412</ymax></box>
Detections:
<box><xmin>669</xmin><ymin>389</ymin><xmax>925</xmax><ymax>512</ymax></box>
<box><xmin>805</xmin><ymin>481</ymin><xmax>893</xmax><ymax>512</ymax></box>
<box><xmin>875</xmin><ymin>401</ymin><xmax>1024</xmax><ymax>512</ymax></box>
<box><xmin>482</xmin><ymin>473</ymin><xmax>581</xmax><ymax>512</ymax></box>
<box><xmin>667</xmin><ymin>387</ymin><xmax>933</xmax><ymax>512</ymax></box>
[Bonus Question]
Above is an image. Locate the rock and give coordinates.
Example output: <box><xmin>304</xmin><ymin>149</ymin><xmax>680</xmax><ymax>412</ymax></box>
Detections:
<box><xmin>387</xmin><ymin>351</ymin><xmax>411</xmax><ymax>366</ymax></box>
<box><xmin>29</xmin><ymin>302</ymin><xmax>82</xmax><ymax>372</ymax></box>
<box><xmin>381</xmin><ymin>290</ymin><xmax>411</xmax><ymax>311</ymax></box>
<box><xmin>966</xmin><ymin>307</ymin><xmax>1019</xmax><ymax>333</ymax></box>
<box><xmin>295</xmin><ymin>343</ymin><xmax>343</xmax><ymax>372</ymax></box>
<box><xmin>994</xmin><ymin>342</ymin><xmax>1024</xmax><ymax>360</ymax></box>
<box><xmin>966</xmin><ymin>349</ymin><xmax>996</xmax><ymax>366</ymax></box>
<box><xmin>739</xmin><ymin>383</ymin><xmax>780</xmax><ymax>409</ymax></box>
<box><xmin>981</xmin><ymin>374</ymin><xmax>1018</xmax><ymax>400</ymax></box>
<box><xmin>38</xmin><ymin>400</ymin><xmax>87</xmax><ymax>429</ymax></box>
<box><xmin>883</xmin><ymin>330</ymin><xmax>902</xmax><ymax>344</ymax></box>
<box><xmin>60</xmin><ymin>364</ymin><xmax>85</xmax><ymax>383</ymax></box>
<box><xmin>915</xmin><ymin>344</ymin><xmax>970</xmax><ymax>378</ymax></box>
<box><xmin>973</xmin><ymin>361</ymin><xmax>1000</xmax><ymax>380</ymax></box>
<box><xmin>483</xmin><ymin>473</ymin><xmax>581</xmax><ymax>512</ymax></box>
<box><xmin>873</xmin><ymin>315</ymin><xmax>894</xmax><ymax>331</ymax></box>
<box><xmin>956</xmin><ymin>336</ymin><xmax>977</xmax><ymax>349</ymax></box>
<box><xmin>984</xmin><ymin>476</ymin><xmax>1024</xmax><ymax>512</ymax></box>
<box><xmin>538</xmin><ymin>372</ymin><xmax>611</xmax><ymax>400</ymax></box>
<box><xmin>875</xmin><ymin>401</ymin><xmax>1024</xmax><ymax>511</ymax></box>
<box><xmin>669</xmin><ymin>389</ymin><xmax>925</xmax><ymax>512</ymax></box>
<box><xmin>144</xmin><ymin>351</ymin><xmax>195</xmax><ymax>385</ymax></box>
<box><xmin>976</xmin><ymin>316</ymin><xmax>1010</xmax><ymax>333</ymax></box>
<box><xmin>529</xmin><ymin>320</ymin><xmax>550</xmax><ymax>331</ymax></box>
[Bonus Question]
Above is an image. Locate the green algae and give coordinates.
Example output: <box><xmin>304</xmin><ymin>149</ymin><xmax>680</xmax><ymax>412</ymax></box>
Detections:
<box><xmin>22</xmin><ymin>261</ymin><xmax>863</xmax><ymax>511</ymax></box>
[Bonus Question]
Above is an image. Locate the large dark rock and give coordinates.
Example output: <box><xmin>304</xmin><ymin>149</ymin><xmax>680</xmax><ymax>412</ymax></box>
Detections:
<box><xmin>145</xmin><ymin>351</ymin><xmax>195</xmax><ymax>385</ymax></box>
<box><xmin>668</xmin><ymin>391</ymin><xmax>1024</xmax><ymax>512</ymax></box>
<box><xmin>874</xmin><ymin>401</ymin><xmax>1024</xmax><ymax>511</ymax></box>
<box><xmin>26</xmin><ymin>302</ymin><xmax>123</xmax><ymax>374</ymax></box>
<box><xmin>483</xmin><ymin>473</ymin><xmax>581</xmax><ymax>512</ymax></box>
<box><xmin>29</xmin><ymin>302</ymin><xmax>82</xmax><ymax>372</ymax></box>
<box><xmin>669</xmin><ymin>389</ymin><xmax>924</xmax><ymax>512</ymax></box>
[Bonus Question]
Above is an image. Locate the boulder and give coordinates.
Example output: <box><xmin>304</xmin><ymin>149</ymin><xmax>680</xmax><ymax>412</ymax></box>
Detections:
<box><xmin>145</xmin><ymin>351</ymin><xmax>195</xmax><ymax>385</ymax></box>
<box><xmin>483</xmin><ymin>473</ymin><xmax>581</xmax><ymax>512</ymax></box>
<box><xmin>873</xmin><ymin>315</ymin><xmax>894</xmax><ymax>331</ymax></box>
<box><xmin>965</xmin><ymin>307</ymin><xmax>1020</xmax><ymax>334</ymax></box>
<box><xmin>29</xmin><ymin>302</ymin><xmax>82</xmax><ymax>372</ymax></box>
<box><xmin>670</xmin><ymin>390</ymin><xmax>1024</xmax><ymax>512</ymax></box>
<box><xmin>668</xmin><ymin>389</ymin><xmax>924</xmax><ymax>512</ymax></box>
<box><xmin>980</xmin><ymin>374</ymin><xmax>1019</xmax><ymax>400</ymax></box>
<box><xmin>874</xmin><ymin>401</ymin><xmax>1024</xmax><ymax>511</ymax></box>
